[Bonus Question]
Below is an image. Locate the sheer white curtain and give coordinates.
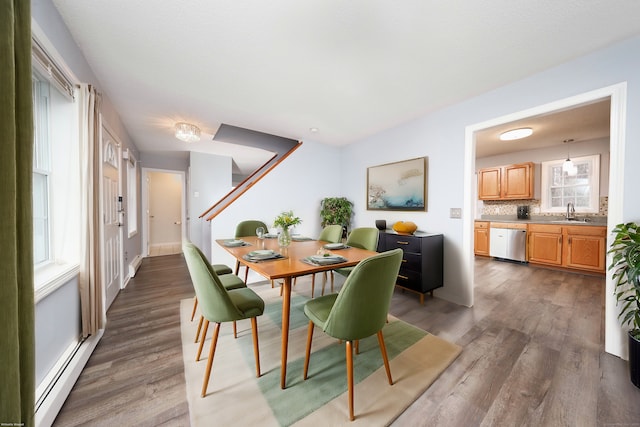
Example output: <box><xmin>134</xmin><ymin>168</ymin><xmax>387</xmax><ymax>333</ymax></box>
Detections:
<box><xmin>78</xmin><ymin>83</ymin><xmax>104</xmax><ymax>337</ymax></box>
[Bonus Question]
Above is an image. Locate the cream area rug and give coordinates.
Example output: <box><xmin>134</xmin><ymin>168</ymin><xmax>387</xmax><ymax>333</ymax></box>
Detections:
<box><xmin>180</xmin><ymin>281</ymin><xmax>462</xmax><ymax>426</ymax></box>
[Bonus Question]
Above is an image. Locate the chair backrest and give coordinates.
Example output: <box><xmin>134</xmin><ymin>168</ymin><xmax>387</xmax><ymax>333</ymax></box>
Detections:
<box><xmin>182</xmin><ymin>242</ymin><xmax>243</xmax><ymax>322</ymax></box>
<box><xmin>345</xmin><ymin>227</ymin><xmax>379</xmax><ymax>251</ymax></box>
<box><xmin>235</xmin><ymin>220</ymin><xmax>269</xmax><ymax>238</ymax></box>
<box><xmin>323</xmin><ymin>248</ymin><xmax>403</xmax><ymax>340</ymax></box>
<box><xmin>318</xmin><ymin>224</ymin><xmax>343</xmax><ymax>243</ymax></box>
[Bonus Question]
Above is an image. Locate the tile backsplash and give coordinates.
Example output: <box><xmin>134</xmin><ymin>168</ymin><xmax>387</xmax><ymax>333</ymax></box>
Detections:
<box><xmin>479</xmin><ymin>196</ymin><xmax>608</xmax><ymax>217</ymax></box>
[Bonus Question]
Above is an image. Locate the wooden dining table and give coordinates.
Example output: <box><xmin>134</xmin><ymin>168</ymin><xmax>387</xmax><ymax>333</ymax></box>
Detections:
<box><xmin>216</xmin><ymin>235</ymin><xmax>378</xmax><ymax>389</ymax></box>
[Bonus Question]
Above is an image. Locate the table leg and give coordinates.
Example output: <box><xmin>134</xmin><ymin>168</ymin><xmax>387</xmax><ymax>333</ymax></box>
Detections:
<box><xmin>280</xmin><ymin>276</ymin><xmax>292</xmax><ymax>389</ymax></box>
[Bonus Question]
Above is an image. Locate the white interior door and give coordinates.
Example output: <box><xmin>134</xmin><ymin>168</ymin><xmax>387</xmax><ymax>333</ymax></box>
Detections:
<box><xmin>101</xmin><ymin>124</ymin><xmax>123</xmax><ymax>309</ymax></box>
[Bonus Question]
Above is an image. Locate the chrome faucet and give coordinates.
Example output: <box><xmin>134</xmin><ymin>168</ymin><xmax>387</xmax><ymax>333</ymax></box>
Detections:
<box><xmin>566</xmin><ymin>202</ymin><xmax>576</xmax><ymax>220</ymax></box>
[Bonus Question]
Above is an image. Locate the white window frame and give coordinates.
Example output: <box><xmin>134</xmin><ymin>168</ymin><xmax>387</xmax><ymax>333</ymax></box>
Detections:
<box><xmin>540</xmin><ymin>154</ymin><xmax>600</xmax><ymax>214</ymax></box>
<box><xmin>32</xmin><ymin>72</ymin><xmax>52</xmax><ymax>267</ymax></box>
<box><xmin>126</xmin><ymin>150</ymin><xmax>138</xmax><ymax>238</ymax></box>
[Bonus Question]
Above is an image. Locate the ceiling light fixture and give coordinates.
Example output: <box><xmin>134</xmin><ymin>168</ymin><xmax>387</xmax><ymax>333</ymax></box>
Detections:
<box><xmin>563</xmin><ymin>138</ymin><xmax>577</xmax><ymax>176</ymax></box>
<box><xmin>175</xmin><ymin>122</ymin><xmax>201</xmax><ymax>143</ymax></box>
<box><xmin>499</xmin><ymin>127</ymin><xmax>533</xmax><ymax>141</ymax></box>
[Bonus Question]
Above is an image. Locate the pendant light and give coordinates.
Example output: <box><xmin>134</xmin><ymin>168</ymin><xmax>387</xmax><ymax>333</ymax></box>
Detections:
<box><xmin>562</xmin><ymin>139</ymin><xmax>577</xmax><ymax>176</ymax></box>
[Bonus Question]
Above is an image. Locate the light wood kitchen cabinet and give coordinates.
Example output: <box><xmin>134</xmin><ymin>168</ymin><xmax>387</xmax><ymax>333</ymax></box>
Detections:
<box><xmin>528</xmin><ymin>224</ymin><xmax>563</xmax><ymax>266</ymax></box>
<box><xmin>474</xmin><ymin>221</ymin><xmax>490</xmax><ymax>256</ymax></box>
<box><xmin>527</xmin><ymin>223</ymin><xmax>606</xmax><ymax>273</ymax></box>
<box><xmin>478</xmin><ymin>162</ymin><xmax>534</xmax><ymax>200</ymax></box>
<box><xmin>563</xmin><ymin>225</ymin><xmax>606</xmax><ymax>272</ymax></box>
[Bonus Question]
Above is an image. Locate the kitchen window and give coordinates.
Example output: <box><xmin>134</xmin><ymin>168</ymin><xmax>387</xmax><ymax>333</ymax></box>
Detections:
<box><xmin>540</xmin><ymin>154</ymin><xmax>600</xmax><ymax>214</ymax></box>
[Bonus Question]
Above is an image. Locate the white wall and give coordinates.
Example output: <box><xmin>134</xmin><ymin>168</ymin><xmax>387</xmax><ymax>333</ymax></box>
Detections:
<box><xmin>189</xmin><ymin>152</ymin><xmax>233</xmax><ymax>255</ymax></box>
<box><xmin>204</xmin><ymin>141</ymin><xmax>342</xmax><ymax>271</ymax></box>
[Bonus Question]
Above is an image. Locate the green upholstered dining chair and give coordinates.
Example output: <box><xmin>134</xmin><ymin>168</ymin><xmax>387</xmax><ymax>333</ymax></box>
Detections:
<box><xmin>293</xmin><ymin>224</ymin><xmax>344</xmax><ymax>298</ymax></box>
<box><xmin>302</xmin><ymin>248</ymin><xmax>403</xmax><ymax>421</ymax></box>
<box><xmin>183</xmin><ymin>241</ymin><xmax>265</xmax><ymax>398</ymax></box>
<box><xmin>185</xmin><ymin>242</ymin><xmax>246</xmax><ymax>343</ymax></box>
<box><xmin>324</xmin><ymin>227</ymin><xmax>380</xmax><ymax>295</ymax></box>
<box><xmin>191</xmin><ymin>262</ymin><xmax>233</xmax><ymax>321</ymax></box>
<box><xmin>235</xmin><ymin>220</ymin><xmax>270</xmax><ymax>284</ymax></box>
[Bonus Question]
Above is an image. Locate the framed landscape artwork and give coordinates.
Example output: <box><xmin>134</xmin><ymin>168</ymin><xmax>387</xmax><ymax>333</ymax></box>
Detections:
<box><xmin>367</xmin><ymin>157</ymin><xmax>427</xmax><ymax>211</ymax></box>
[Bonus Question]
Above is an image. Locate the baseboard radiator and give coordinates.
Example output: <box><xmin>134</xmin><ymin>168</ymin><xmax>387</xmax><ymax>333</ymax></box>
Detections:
<box><xmin>129</xmin><ymin>255</ymin><xmax>143</xmax><ymax>277</ymax></box>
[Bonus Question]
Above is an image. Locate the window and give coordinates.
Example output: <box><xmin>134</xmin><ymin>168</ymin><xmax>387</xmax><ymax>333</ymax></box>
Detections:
<box><xmin>540</xmin><ymin>154</ymin><xmax>600</xmax><ymax>214</ymax></box>
<box><xmin>126</xmin><ymin>152</ymin><xmax>138</xmax><ymax>237</ymax></box>
<box><xmin>31</xmin><ymin>65</ymin><xmax>81</xmax><ymax>294</ymax></box>
<box><xmin>32</xmin><ymin>73</ymin><xmax>51</xmax><ymax>265</ymax></box>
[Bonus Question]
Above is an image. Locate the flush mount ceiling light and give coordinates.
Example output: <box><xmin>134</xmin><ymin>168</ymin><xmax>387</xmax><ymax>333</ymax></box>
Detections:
<box><xmin>175</xmin><ymin>122</ymin><xmax>201</xmax><ymax>143</ymax></box>
<box><xmin>499</xmin><ymin>127</ymin><xmax>533</xmax><ymax>141</ymax></box>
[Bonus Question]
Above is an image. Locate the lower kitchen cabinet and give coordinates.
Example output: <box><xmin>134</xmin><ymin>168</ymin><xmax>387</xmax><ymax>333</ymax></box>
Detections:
<box><xmin>378</xmin><ymin>231</ymin><xmax>443</xmax><ymax>304</ymax></box>
<box><xmin>563</xmin><ymin>225</ymin><xmax>606</xmax><ymax>272</ymax></box>
<box><xmin>528</xmin><ymin>224</ymin><xmax>563</xmax><ymax>266</ymax></box>
<box><xmin>474</xmin><ymin>221</ymin><xmax>490</xmax><ymax>256</ymax></box>
<box><xmin>527</xmin><ymin>223</ymin><xmax>606</xmax><ymax>273</ymax></box>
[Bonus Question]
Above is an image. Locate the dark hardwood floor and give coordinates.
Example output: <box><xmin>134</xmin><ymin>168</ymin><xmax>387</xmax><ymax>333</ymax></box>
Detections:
<box><xmin>53</xmin><ymin>255</ymin><xmax>640</xmax><ymax>426</ymax></box>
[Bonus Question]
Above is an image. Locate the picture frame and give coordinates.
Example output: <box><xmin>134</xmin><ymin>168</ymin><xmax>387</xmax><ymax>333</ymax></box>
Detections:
<box><xmin>367</xmin><ymin>157</ymin><xmax>427</xmax><ymax>211</ymax></box>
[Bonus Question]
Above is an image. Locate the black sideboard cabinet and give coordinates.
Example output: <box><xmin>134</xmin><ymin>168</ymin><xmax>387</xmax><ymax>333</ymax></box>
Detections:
<box><xmin>377</xmin><ymin>230</ymin><xmax>444</xmax><ymax>304</ymax></box>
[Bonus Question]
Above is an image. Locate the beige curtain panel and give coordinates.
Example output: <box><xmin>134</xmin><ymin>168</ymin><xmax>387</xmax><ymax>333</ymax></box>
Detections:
<box><xmin>79</xmin><ymin>83</ymin><xmax>105</xmax><ymax>337</ymax></box>
<box><xmin>0</xmin><ymin>0</ymin><xmax>36</xmax><ymax>424</ymax></box>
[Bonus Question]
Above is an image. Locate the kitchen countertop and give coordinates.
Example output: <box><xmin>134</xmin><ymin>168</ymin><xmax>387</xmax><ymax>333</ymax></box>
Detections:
<box><xmin>477</xmin><ymin>215</ymin><xmax>608</xmax><ymax>226</ymax></box>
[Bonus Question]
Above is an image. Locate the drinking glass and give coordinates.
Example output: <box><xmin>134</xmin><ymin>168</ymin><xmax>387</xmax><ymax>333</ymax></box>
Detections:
<box><xmin>256</xmin><ymin>226</ymin><xmax>265</xmax><ymax>239</ymax></box>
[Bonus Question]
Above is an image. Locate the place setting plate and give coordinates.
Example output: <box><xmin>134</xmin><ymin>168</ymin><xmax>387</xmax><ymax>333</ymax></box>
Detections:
<box><xmin>224</xmin><ymin>239</ymin><xmax>249</xmax><ymax>247</ymax></box>
<box><xmin>323</xmin><ymin>242</ymin><xmax>347</xmax><ymax>250</ymax></box>
<box><xmin>243</xmin><ymin>249</ymin><xmax>284</xmax><ymax>262</ymax></box>
<box><xmin>304</xmin><ymin>254</ymin><xmax>348</xmax><ymax>266</ymax></box>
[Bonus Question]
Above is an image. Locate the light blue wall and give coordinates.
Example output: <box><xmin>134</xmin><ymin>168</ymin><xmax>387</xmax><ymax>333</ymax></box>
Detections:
<box><xmin>189</xmin><ymin>152</ymin><xmax>233</xmax><ymax>255</ymax></box>
<box><xmin>341</xmin><ymin>34</ymin><xmax>640</xmax><ymax>308</ymax></box>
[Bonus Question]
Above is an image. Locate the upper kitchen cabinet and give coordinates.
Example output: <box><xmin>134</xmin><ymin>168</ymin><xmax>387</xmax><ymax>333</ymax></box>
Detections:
<box><xmin>478</xmin><ymin>162</ymin><xmax>534</xmax><ymax>200</ymax></box>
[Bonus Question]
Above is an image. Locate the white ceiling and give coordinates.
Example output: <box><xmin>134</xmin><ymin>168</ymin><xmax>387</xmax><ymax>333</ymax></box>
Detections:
<box><xmin>52</xmin><ymin>0</ymin><xmax>640</xmax><ymax>172</ymax></box>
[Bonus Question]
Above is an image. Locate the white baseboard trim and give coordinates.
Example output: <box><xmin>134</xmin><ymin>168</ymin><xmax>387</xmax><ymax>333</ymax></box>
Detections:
<box><xmin>35</xmin><ymin>329</ymin><xmax>104</xmax><ymax>427</ymax></box>
<box><xmin>129</xmin><ymin>254</ymin><xmax>143</xmax><ymax>277</ymax></box>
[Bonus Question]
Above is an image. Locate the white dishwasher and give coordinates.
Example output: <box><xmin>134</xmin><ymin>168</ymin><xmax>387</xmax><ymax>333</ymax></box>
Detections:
<box><xmin>490</xmin><ymin>225</ymin><xmax>527</xmax><ymax>262</ymax></box>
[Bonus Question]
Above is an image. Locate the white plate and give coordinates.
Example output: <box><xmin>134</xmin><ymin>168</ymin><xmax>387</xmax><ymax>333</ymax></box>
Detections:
<box><xmin>310</xmin><ymin>255</ymin><xmax>345</xmax><ymax>262</ymax></box>
<box><xmin>323</xmin><ymin>243</ymin><xmax>345</xmax><ymax>249</ymax></box>
<box><xmin>264</xmin><ymin>233</ymin><xmax>278</xmax><ymax>238</ymax></box>
<box><xmin>248</xmin><ymin>250</ymin><xmax>276</xmax><ymax>259</ymax></box>
<box><xmin>225</xmin><ymin>239</ymin><xmax>244</xmax><ymax>246</ymax></box>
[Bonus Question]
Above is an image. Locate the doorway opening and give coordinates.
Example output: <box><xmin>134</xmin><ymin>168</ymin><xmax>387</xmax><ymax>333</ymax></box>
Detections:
<box><xmin>464</xmin><ymin>83</ymin><xmax>627</xmax><ymax>358</ymax></box>
<box><xmin>141</xmin><ymin>168</ymin><xmax>186</xmax><ymax>257</ymax></box>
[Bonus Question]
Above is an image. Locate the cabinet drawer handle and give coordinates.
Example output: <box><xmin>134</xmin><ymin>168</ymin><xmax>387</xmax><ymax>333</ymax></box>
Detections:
<box><xmin>401</xmin><ymin>259</ymin><xmax>407</xmax><ymax>263</ymax></box>
<box><xmin>398</xmin><ymin>274</ymin><xmax>409</xmax><ymax>280</ymax></box>
<box><xmin>396</xmin><ymin>241</ymin><xmax>409</xmax><ymax>245</ymax></box>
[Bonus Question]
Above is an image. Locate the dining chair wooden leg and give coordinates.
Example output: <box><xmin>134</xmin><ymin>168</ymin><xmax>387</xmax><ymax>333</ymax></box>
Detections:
<box><xmin>196</xmin><ymin>320</ymin><xmax>210</xmax><ymax>361</ymax></box>
<box><xmin>377</xmin><ymin>330</ymin><xmax>393</xmax><ymax>386</ymax></box>
<box><xmin>234</xmin><ymin>260</ymin><xmax>240</xmax><ymax>275</ymax></box>
<box><xmin>201</xmin><ymin>322</ymin><xmax>221</xmax><ymax>398</ymax></box>
<box><xmin>243</xmin><ymin>266</ymin><xmax>249</xmax><ymax>283</ymax></box>
<box><xmin>311</xmin><ymin>274</ymin><xmax>315</xmax><ymax>298</ymax></box>
<box><xmin>251</xmin><ymin>317</ymin><xmax>261</xmax><ymax>377</ymax></box>
<box><xmin>346</xmin><ymin>340</ymin><xmax>355</xmax><ymax>421</ymax></box>
<box><xmin>303</xmin><ymin>321</ymin><xmax>314</xmax><ymax>380</ymax></box>
<box><xmin>191</xmin><ymin>296</ymin><xmax>198</xmax><ymax>321</ymax></box>
<box><xmin>355</xmin><ymin>339</ymin><xmax>359</xmax><ymax>355</ymax></box>
<box><xmin>233</xmin><ymin>321</ymin><xmax>237</xmax><ymax>339</ymax></box>
<box><xmin>194</xmin><ymin>315</ymin><xmax>204</xmax><ymax>343</ymax></box>
<box><xmin>330</xmin><ymin>271</ymin><xmax>334</xmax><ymax>293</ymax></box>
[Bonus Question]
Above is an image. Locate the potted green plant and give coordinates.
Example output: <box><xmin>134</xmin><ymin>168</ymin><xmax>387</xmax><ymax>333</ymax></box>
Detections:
<box><xmin>320</xmin><ymin>197</ymin><xmax>353</xmax><ymax>237</ymax></box>
<box><xmin>608</xmin><ymin>222</ymin><xmax>640</xmax><ymax>388</ymax></box>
